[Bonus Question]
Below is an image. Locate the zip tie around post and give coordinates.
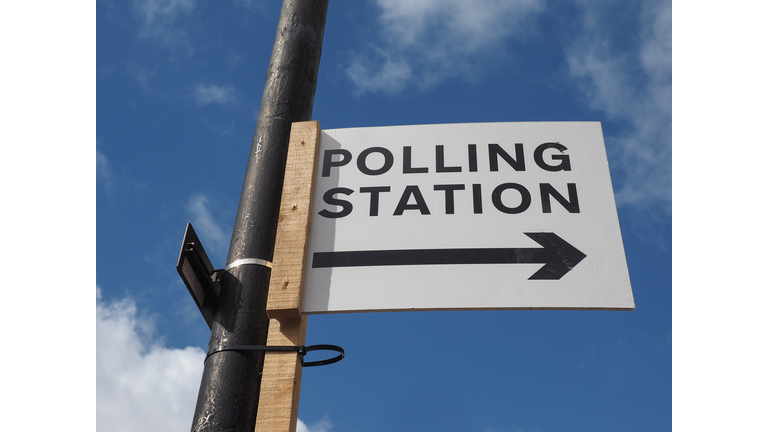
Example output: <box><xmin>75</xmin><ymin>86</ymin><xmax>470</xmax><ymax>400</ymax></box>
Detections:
<box><xmin>205</xmin><ymin>344</ymin><xmax>344</xmax><ymax>367</ymax></box>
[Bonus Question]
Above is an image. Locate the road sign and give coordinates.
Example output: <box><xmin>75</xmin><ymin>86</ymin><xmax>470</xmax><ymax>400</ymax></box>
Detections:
<box><xmin>302</xmin><ymin>122</ymin><xmax>633</xmax><ymax>313</ymax></box>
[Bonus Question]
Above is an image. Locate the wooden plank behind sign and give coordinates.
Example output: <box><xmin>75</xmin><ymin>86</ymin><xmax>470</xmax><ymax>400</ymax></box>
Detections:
<box><xmin>267</xmin><ymin>120</ymin><xmax>321</xmax><ymax>318</ymax></box>
<box><xmin>255</xmin><ymin>121</ymin><xmax>320</xmax><ymax>432</ymax></box>
<box><xmin>254</xmin><ymin>315</ymin><xmax>308</xmax><ymax>432</ymax></box>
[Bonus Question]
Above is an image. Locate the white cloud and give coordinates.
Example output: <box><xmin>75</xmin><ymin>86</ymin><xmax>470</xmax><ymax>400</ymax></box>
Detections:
<box><xmin>97</xmin><ymin>148</ymin><xmax>149</xmax><ymax>199</ymax></box>
<box><xmin>348</xmin><ymin>0</ymin><xmax>671</xmax><ymax>214</ymax></box>
<box><xmin>346</xmin><ymin>48</ymin><xmax>411</xmax><ymax>94</ymax></box>
<box><xmin>97</xmin><ymin>288</ymin><xmax>329</xmax><ymax>431</ymax></box>
<box><xmin>193</xmin><ymin>84</ymin><xmax>238</xmax><ymax>106</ymax></box>
<box><xmin>376</xmin><ymin>0</ymin><xmax>540</xmax><ymax>50</ymax></box>
<box><xmin>345</xmin><ymin>0</ymin><xmax>544</xmax><ymax>93</ymax></box>
<box><xmin>96</xmin><ymin>288</ymin><xmax>205</xmax><ymax>432</ymax></box>
<box><xmin>97</xmin><ymin>150</ymin><xmax>114</xmax><ymax>191</ymax></box>
<box><xmin>127</xmin><ymin>61</ymin><xmax>158</xmax><ymax>92</ymax></box>
<box><xmin>297</xmin><ymin>416</ymin><xmax>333</xmax><ymax>432</ymax></box>
<box><xmin>134</xmin><ymin>0</ymin><xmax>196</xmax><ymax>53</ymax></box>
<box><xmin>565</xmin><ymin>0</ymin><xmax>671</xmax><ymax>212</ymax></box>
<box><xmin>186</xmin><ymin>194</ymin><xmax>230</xmax><ymax>256</ymax></box>
<box><xmin>136</xmin><ymin>0</ymin><xmax>195</xmax><ymax>24</ymax></box>
<box><xmin>232</xmin><ymin>0</ymin><xmax>265</xmax><ymax>11</ymax></box>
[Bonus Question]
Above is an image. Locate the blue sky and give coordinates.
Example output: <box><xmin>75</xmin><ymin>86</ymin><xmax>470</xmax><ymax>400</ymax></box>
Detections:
<box><xmin>94</xmin><ymin>1</ymin><xmax>672</xmax><ymax>431</ymax></box>
<box><xmin>13</xmin><ymin>0</ymin><xmax>768</xmax><ymax>431</ymax></box>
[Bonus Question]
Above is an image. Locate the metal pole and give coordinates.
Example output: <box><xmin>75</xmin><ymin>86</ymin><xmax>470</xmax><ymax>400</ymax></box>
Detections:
<box><xmin>191</xmin><ymin>1</ymin><xmax>328</xmax><ymax>431</ymax></box>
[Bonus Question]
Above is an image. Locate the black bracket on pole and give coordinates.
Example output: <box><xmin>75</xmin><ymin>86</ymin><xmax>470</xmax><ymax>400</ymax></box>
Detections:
<box><xmin>177</xmin><ymin>224</ymin><xmax>345</xmax><ymax>368</ymax></box>
<box><xmin>176</xmin><ymin>223</ymin><xmax>221</xmax><ymax>329</ymax></box>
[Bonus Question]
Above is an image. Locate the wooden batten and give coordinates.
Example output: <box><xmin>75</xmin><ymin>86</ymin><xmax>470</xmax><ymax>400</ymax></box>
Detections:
<box><xmin>255</xmin><ymin>120</ymin><xmax>320</xmax><ymax>432</ymax></box>
<box><xmin>267</xmin><ymin>120</ymin><xmax>320</xmax><ymax>319</ymax></box>
<box><xmin>254</xmin><ymin>314</ymin><xmax>308</xmax><ymax>432</ymax></box>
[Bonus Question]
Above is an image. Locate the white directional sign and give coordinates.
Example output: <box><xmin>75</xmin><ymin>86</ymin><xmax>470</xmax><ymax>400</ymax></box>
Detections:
<box><xmin>302</xmin><ymin>122</ymin><xmax>633</xmax><ymax>313</ymax></box>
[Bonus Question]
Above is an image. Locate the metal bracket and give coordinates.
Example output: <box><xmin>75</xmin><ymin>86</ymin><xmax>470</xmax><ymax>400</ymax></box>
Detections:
<box><xmin>177</xmin><ymin>223</ymin><xmax>220</xmax><ymax>329</ymax></box>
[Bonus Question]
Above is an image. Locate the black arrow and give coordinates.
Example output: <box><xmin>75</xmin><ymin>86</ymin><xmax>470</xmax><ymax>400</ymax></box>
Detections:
<box><xmin>311</xmin><ymin>232</ymin><xmax>586</xmax><ymax>280</ymax></box>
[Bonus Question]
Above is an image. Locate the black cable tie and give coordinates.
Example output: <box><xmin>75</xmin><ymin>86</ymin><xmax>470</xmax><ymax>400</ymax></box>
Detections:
<box><xmin>302</xmin><ymin>344</ymin><xmax>345</xmax><ymax>367</ymax></box>
<box><xmin>205</xmin><ymin>344</ymin><xmax>344</xmax><ymax>367</ymax></box>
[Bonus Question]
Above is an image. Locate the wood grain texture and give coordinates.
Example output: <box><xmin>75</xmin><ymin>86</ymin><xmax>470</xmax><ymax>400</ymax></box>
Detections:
<box><xmin>255</xmin><ymin>121</ymin><xmax>319</xmax><ymax>432</ymax></box>
<box><xmin>267</xmin><ymin>120</ymin><xmax>320</xmax><ymax>318</ymax></box>
<box><xmin>254</xmin><ymin>315</ymin><xmax>307</xmax><ymax>432</ymax></box>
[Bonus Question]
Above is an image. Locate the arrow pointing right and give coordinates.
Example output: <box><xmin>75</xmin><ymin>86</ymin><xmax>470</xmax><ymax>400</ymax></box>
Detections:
<box><xmin>522</xmin><ymin>232</ymin><xmax>587</xmax><ymax>280</ymax></box>
<box><xmin>311</xmin><ymin>232</ymin><xmax>586</xmax><ymax>280</ymax></box>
